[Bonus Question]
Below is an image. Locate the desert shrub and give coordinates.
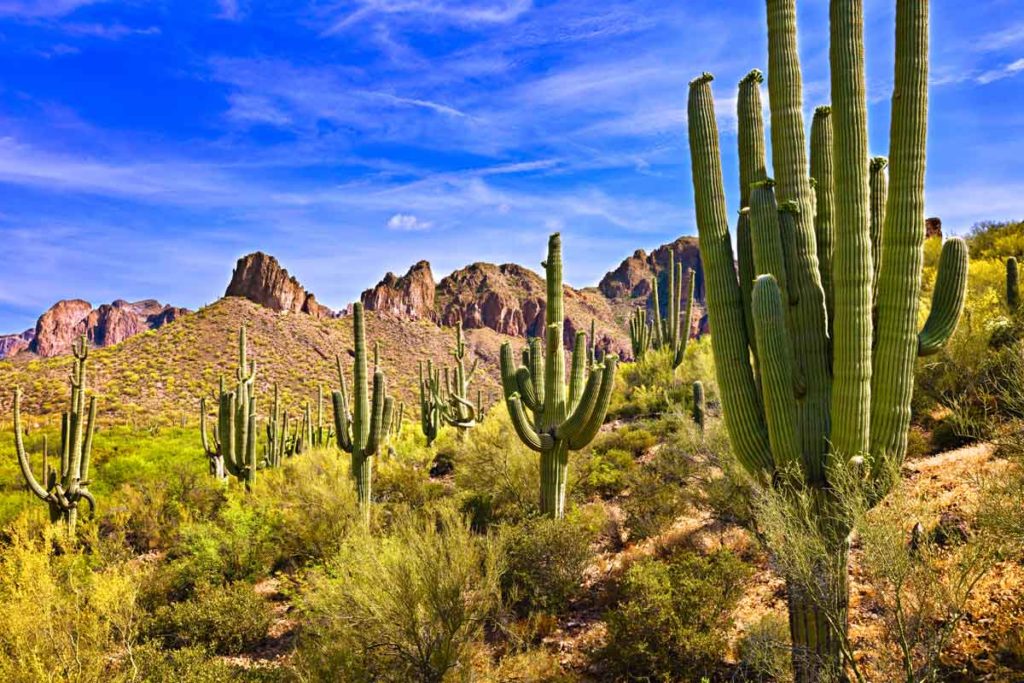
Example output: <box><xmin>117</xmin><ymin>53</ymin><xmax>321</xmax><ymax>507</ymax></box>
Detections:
<box><xmin>576</xmin><ymin>447</ymin><xmax>636</xmax><ymax>498</ymax></box>
<box><xmin>132</xmin><ymin>642</ymin><xmax>287</xmax><ymax>682</ymax></box>
<box><xmin>249</xmin><ymin>449</ymin><xmax>362</xmax><ymax>567</ymax></box>
<box><xmin>0</xmin><ymin>518</ymin><xmax>147</xmax><ymax>682</ymax></box>
<box><xmin>294</xmin><ymin>507</ymin><xmax>503</xmax><ymax>682</ymax></box>
<box><xmin>498</xmin><ymin>510</ymin><xmax>601</xmax><ymax>617</ymax></box>
<box><xmin>738</xmin><ymin>614</ymin><xmax>793</xmax><ymax>682</ymax></box>
<box><xmin>147</xmin><ymin>581</ymin><xmax>272</xmax><ymax>655</ymax></box>
<box><xmin>478</xmin><ymin>647</ymin><xmax>577</xmax><ymax>682</ymax></box>
<box><xmin>599</xmin><ymin>549</ymin><xmax>750</xmax><ymax>681</ymax></box>
<box><xmin>453</xmin><ymin>408</ymin><xmax>539</xmax><ymax>527</ymax></box>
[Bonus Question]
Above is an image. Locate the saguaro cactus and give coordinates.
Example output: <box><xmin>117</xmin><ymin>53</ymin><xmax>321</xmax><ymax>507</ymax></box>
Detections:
<box><xmin>499</xmin><ymin>233</ymin><xmax>618</xmax><ymax>518</ymax></box>
<box><xmin>691</xmin><ymin>380</ymin><xmax>706</xmax><ymax>433</ymax></box>
<box><xmin>333</xmin><ymin>302</ymin><xmax>394</xmax><ymax>521</ymax></box>
<box><xmin>686</xmin><ymin>0</ymin><xmax>967</xmax><ymax>678</ymax></box>
<box><xmin>200</xmin><ymin>326</ymin><xmax>258</xmax><ymax>488</ymax></box>
<box><xmin>14</xmin><ymin>336</ymin><xmax>97</xmax><ymax>531</ymax></box>
<box><xmin>265</xmin><ymin>383</ymin><xmax>293</xmax><ymax>467</ymax></box>
<box><xmin>419</xmin><ymin>359</ymin><xmax>443</xmax><ymax>445</ymax></box>
<box><xmin>419</xmin><ymin>322</ymin><xmax>481</xmax><ymax>441</ymax></box>
<box><xmin>650</xmin><ymin>252</ymin><xmax>695</xmax><ymax>368</ymax></box>
<box><xmin>1008</xmin><ymin>257</ymin><xmax>1019</xmax><ymax>313</ymax></box>
<box><xmin>629</xmin><ymin>307</ymin><xmax>652</xmax><ymax>360</ymax></box>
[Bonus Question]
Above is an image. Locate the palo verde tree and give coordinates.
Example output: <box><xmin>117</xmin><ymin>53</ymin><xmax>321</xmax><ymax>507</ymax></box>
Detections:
<box><xmin>14</xmin><ymin>336</ymin><xmax>97</xmax><ymax>531</ymax></box>
<box><xmin>499</xmin><ymin>233</ymin><xmax>618</xmax><ymax>519</ymax></box>
<box><xmin>686</xmin><ymin>0</ymin><xmax>968</xmax><ymax>679</ymax></box>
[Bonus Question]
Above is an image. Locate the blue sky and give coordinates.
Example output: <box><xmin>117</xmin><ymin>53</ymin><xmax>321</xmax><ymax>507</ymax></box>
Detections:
<box><xmin>0</xmin><ymin>0</ymin><xmax>1022</xmax><ymax>331</ymax></box>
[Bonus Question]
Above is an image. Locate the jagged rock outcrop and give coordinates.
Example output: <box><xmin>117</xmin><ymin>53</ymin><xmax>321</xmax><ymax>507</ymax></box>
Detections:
<box><xmin>437</xmin><ymin>263</ymin><xmax>546</xmax><ymax>337</ymax></box>
<box><xmin>0</xmin><ymin>329</ymin><xmax>34</xmax><ymax>359</ymax></box>
<box><xmin>361</xmin><ymin>260</ymin><xmax>436</xmax><ymax>320</ymax></box>
<box><xmin>599</xmin><ymin>236</ymin><xmax>705</xmax><ymax>303</ymax></box>
<box><xmin>27</xmin><ymin>298</ymin><xmax>188</xmax><ymax>358</ymax></box>
<box><xmin>926</xmin><ymin>217</ymin><xmax>943</xmax><ymax>240</ymax></box>
<box><xmin>225</xmin><ymin>252</ymin><xmax>331</xmax><ymax>319</ymax></box>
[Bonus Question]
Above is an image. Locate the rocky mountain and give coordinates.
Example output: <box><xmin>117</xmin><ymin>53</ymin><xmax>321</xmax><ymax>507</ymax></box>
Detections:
<box><xmin>360</xmin><ymin>260</ymin><xmax>436</xmax><ymax>321</ymax></box>
<box><xmin>21</xmin><ymin>298</ymin><xmax>190</xmax><ymax>359</ymax></box>
<box><xmin>0</xmin><ymin>329</ymin><xmax>34</xmax><ymax>359</ymax></box>
<box><xmin>225</xmin><ymin>252</ymin><xmax>331</xmax><ymax>319</ymax></box>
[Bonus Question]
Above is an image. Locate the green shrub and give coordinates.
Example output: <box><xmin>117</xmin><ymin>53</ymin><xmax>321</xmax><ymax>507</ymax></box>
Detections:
<box><xmin>576</xmin><ymin>447</ymin><xmax>636</xmax><ymax>498</ymax></box>
<box><xmin>294</xmin><ymin>507</ymin><xmax>502</xmax><ymax>682</ymax></box>
<box><xmin>738</xmin><ymin>614</ymin><xmax>792</xmax><ymax>682</ymax></box>
<box><xmin>498</xmin><ymin>511</ymin><xmax>599</xmax><ymax>617</ymax></box>
<box><xmin>147</xmin><ymin>581</ymin><xmax>272</xmax><ymax>655</ymax></box>
<box><xmin>599</xmin><ymin>549</ymin><xmax>750</xmax><ymax>682</ymax></box>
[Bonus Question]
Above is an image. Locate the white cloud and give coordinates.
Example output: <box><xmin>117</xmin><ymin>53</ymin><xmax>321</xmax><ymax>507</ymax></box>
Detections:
<box><xmin>976</xmin><ymin>58</ymin><xmax>1024</xmax><ymax>85</ymax></box>
<box><xmin>324</xmin><ymin>0</ymin><xmax>533</xmax><ymax>35</ymax></box>
<box><xmin>0</xmin><ymin>0</ymin><xmax>102</xmax><ymax>18</ymax></box>
<box><xmin>62</xmin><ymin>23</ymin><xmax>161</xmax><ymax>39</ymax></box>
<box><xmin>386</xmin><ymin>213</ymin><xmax>434</xmax><ymax>231</ymax></box>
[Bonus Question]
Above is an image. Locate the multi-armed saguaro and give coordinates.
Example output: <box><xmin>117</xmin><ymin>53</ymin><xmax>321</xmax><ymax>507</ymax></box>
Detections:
<box><xmin>333</xmin><ymin>302</ymin><xmax>394</xmax><ymax>521</ymax></box>
<box><xmin>686</xmin><ymin>0</ymin><xmax>967</xmax><ymax>678</ymax></box>
<box><xmin>629</xmin><ymin>307</ymin><xmax>652</xmax><ymax>360</ymax></box>
<box><xmin>265</xmin><ymin>383</ymin><xmax>295</xmax><ymax>467</ymax></box>
<box><xmin>499</xmin><ymin>233</ymin><xmax>618</xmax><ymax>519</ymax></box>
<box><xmin>14</xmin><ymin>336</ymin><xmax>97</xmax><ymax>531</ymax></box>
<box><xmin>200</xmin><ymin>326</ymin><xmax>259</xmax><ymax>488</ymax></box>
<box><xmin>650</xmin><ymin>252</ymin><xmax>695</xmax><ymax>368</ymax></box>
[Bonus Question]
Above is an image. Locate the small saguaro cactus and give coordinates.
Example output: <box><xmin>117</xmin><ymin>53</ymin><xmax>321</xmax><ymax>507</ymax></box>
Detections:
<box><xmin>1008</xmin><ymin>257</ymin><xmax>1019</xmax><ymax>313</ymax></box>
<box><xmin>442</xmin><ymin>320</ymin><xmax>481</xmax><ymax>435</ymax></box>
<box><xmin>14</xmin><ymin>335</ymin><xmax>97</xmax><ymax>531</ymax></box>
<box><xmin>264</xmin><ymin>383</ymin><xmax>297</xmax><ymax>467</ymax></box>
<box><xmin>499</xmin><ymin>233</ymin><xmax>618</xmax><ymax>519</ymax></box>
<box><xmin>686</xmin><ymin>0</ymin><xmax>968</xmax><ymax>677</ymax></box>
<box><xmin>333</xmin><ymin>302</ymin><xmax>394</xmax><ymax>521</ymax></box>
<box><xmin>650</xmin><ymin>252</ymin><xmax>695</xmax><ymax>368</ymax></box>
<box><xmin>200</xmin><ymin>326</ymin><xmax>258</xmax><ymax>488</ymax></box>
<box><xmin>419</xmin><ymin>359</ymin><xmax>443</xmax><ymax>445</ymax></box>
<box><xmin>691</xmin><ymin>380</ymin><xmax>706</xmax><ymax>433</ymax></box>
<box><xmin>629</xmin><ymin>307</ymin><xmax>652</xmax><ymax>360</ymax></box>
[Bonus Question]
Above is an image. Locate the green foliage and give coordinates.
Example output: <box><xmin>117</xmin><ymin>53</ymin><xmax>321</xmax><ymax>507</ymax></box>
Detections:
<box><xmin>498</xmin><ymin>511</ymin><xmax>600</xmax><ymax>616</ymax></box>
<box><xmin>147</xmin><ymin>581</ymin><xmax>272</xmax><ymax>655</ymax></box>
<box><xmin>738</xmin><ymin>614</ymin><xmax>793</xmax><ymax>682</ymax></box>
<box><xmin>294</xmin><ymin>508</ymin><xmax>502</xmax><ymax>683</ymax></box>
<box><xmin>599</xmin><ymin>549</ymin><xmax>750</xmax><ymax>682</ymax></box>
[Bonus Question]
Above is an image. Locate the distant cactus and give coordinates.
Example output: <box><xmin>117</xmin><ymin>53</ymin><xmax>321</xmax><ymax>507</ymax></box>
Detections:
<box><xmin>333</xmin><ymin>302</ymin><xmax>394</xmax><ymax>521</ymax></box>
<box><xmin>14</xmin><ymin>336</ymin><xmax>97</xmax><ymax>530</ymax></box>
<box><xmin>419</xmin><ymin>321</ymin><xmax>481</xmax><ymax>441</ymax></box>
<box><xmin>499</xmin><ymin>234</ymin><xmax>618</xmax><ymax>518</ymax></box>
<box><xmin>200</xmin><ymin>326</ymin><xmax>258</xmax><ymax>488</ymax></box>
<box><xmin>629</xmin><ymin>307</ymin><xmax>652</xmax><ymax>360</ymax></box>
<box><xmin>419</xmin><ymin>359</ymin><xmax>443</xmax><ymax>446</ymax></box>
<box><xmin>264</xmin><ymin>383</ymin><xmax>294</xmax><ymax>467</ymax></box>
<box><xmin>650</xmin><ymin>252</ymin><xmax>695</xmax><ymax>368</ymax></box>
<box><xmin>691</xmin><ymin>380</ymin><xmax>706</xmax><ymax>433</ymax></box>
<box><xmin>1008</xmin><ymin>257</ymin><xmax>1019</xmax><ymax>313</ymax></box>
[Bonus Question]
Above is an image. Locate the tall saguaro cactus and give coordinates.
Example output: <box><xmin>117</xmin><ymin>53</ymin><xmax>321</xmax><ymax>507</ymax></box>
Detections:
<box><xmin>629</xmin><ymin>307</ymin><xmax>652</xmax><ymax>360</ymax></box>
<box><xmin>650</xmin><ymin>253</ymin><xmax>695</xmax><ymax>368</ymax></box>
<box><xmin>686</xmin><ymin>0</ymin><xmax>967</xmax><ymax>678</ymax></box>
<box><xmin>200</xmin><ymin>326</ymin><xmax>258</xmax><ymax>488</ymax></box>
<box><xmin>499</xmin><ymin>233</ymin><xmax>618</xmax><ymax>519</ymax></box>
<box><xmin>14</xmin><ymin>336</ymin><xmax>97</xmax><ymax>531</ymax></box>
<box><xmin>333</xmin><ymin>302</ymin><xmax>394</xmax><ymax>521</ymax></box>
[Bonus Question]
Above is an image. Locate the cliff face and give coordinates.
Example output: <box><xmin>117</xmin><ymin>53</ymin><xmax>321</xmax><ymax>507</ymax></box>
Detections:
<box><xmin>25</xmin><ymin>298</ymin><xmax>188</xmax><ymax>358</ymax></box>
<box><xmin>0</xmin><ymin>329</ymin><xmax>34</xmax><ymax>359</ymax></box>
<box><xmin>225</xmin><ymin>252</ymin><xmax>331</xmax><ymax>319</ymax></box>
<box><xmin>361</xmin><ymin>260</ymin><xmax>436</xmax><ymax>321</ymax></box>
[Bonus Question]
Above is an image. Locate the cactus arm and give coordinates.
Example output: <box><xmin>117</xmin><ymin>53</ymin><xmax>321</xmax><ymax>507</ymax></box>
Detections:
<box><xmin>688</xmin><ymin>73</ymin><xmax>773</xmax><ymax>476</ymax></box>
<box><xmin>568</xmin><ymin>331</ymin><xmax>587</xmax><ymax>410</ymax></box>
<box><xmin>223</xmin><ymin>392</ymin><xmax>240</xmax><ymax>477</ymax></box>
<box><xmin>332</xmin><ymin>391</ymin><xmax>353</xmax><ymax>453</ymax></box>
<box><xmin>78</xmin><ymin>489</ymin><xmax>96</xmax><ymax>517</ymax></box>
<box><xmin>917</xmin><ymin>238</ymin><xmax>968</xmax><ymax>357</ymax></box>
<box><xmin>869</xmin><ymin>0</ymin><xmax>930</xmax><ymax>471</ymax></box>
<box><xmin>869</xmin><ymin>156</ymin><xmax>889</xmax><ymax>301</ymax></box>
<box><xmin>749</xmin><ymin>180</ymin><xmax>790</xmax><ymax>307</ymax></box>
<box><xmin>365</xmin><ymin>371</ymin><xmax>386</xmax><ymax>455</ymax></box>
<box><xmin>527</xmin><ymin>337</ymin><xmax>545</xmax><ymax>408</ymax></box>
<box><xmin>200</xmin><ymin>397</ymin><xmax>214</xmax><ymax>455</ymax></box>
<box><xmin>567</xmin><ymin>356</ymin><xmax>618</xmax><ymax>450</ymax></box>
<box><xmin>554</xmin><ymin>369</ymin><xmax>602</xmax><ymax>441</ymax></box>
<box><xmin>650</xmin><ymin>274</ymin><xmax>663</xmax><ymax>349</ymax></box>
<box><xmin>737</xmin><ymin>70</ymin><xmax>768</xmax><ymax>373</ymax></box>
<box><xmin>752</xmin><ymin>276</ymin><xmax>799</xmax><ymax>473</ymax></box>
<box><xmin>673</xmin><ymin>268</ymin><xmax>695</xmax><ymax>368</ymax></box>
<box><xmin>811</xmin><ymin>106</ymin><xmax>836</xmax><ymax>331</ymax></box>
<box><xmin>14</xmin><ymin>389</ymin><xmax>51</xmax><ymax>502</ymax></box>
<box><xmin>79</xmin><ymin>396</ymin><xmax>96</xmax><ymax>483</ymax></box>
<box><xmin>506</xmin><ymin>395</ymin><xmax>545</xmax><ymax>453</ymax></box>
<box><xmin>514</xmin><ymin>367</ymin><xmax>540</xmax><ymax>413</ymax></box>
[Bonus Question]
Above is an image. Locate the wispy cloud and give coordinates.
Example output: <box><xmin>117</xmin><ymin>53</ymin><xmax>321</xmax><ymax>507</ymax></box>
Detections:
<box><xmin>62</xmin><ymin>22</ymin><xmax>161</xmax><ymax>39</ymax></box>
<box><xmin>0</xmin><ymin>0</ymin><xmax>103</xmax><ymax>18</ymax></box>
<box><xmin>217</xmin><ymin>0</ymin><xmax>241</xmax><ymax>21</ymax></box>
<box><xmin>323</xmin><ymin>0</ymin><xmax>533</xmax><ymax>35</ymax></box>
<box><xmin>976</xmin><ymin>58</ymin><xmax>1024</xmax><ymax>85</ymax></box>
<box><xmin>386</xmin><ymin>213</ymin><xmax>433</xmax><ymax>230</ymax></box>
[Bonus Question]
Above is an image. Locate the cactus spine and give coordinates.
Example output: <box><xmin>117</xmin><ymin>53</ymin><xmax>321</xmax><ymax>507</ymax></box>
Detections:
<box><xmin>499</xmin><ymin>233</ymin><xmax>618</xmax><ymax>519</ymax></box>
<box><xmin>629</xmin><ymin>307</ymin><xmax>652</xmax><ymax>360</ymax></box>
<box><xmin>333</xmin><ymin>302</ymin><xmax>393</xmax><ymax>521</ymax></box>
<box><xmin>1008</xmin><ymin>257</ymin><xmax>1019</xmax><ymax>313</ymax></box>
<box><xmin>686</xmin><ymin>0</ymin><xmax>967</xmax><ymax>678</ymax></box>
<box><xmin>14</xmin><ymin>336</ymin><xmax>97</xmax><ymax>531</ymax></box>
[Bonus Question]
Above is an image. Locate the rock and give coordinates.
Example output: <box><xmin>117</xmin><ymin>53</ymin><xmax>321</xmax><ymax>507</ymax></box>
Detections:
<box><xmin>599</xmin><ymin>236</ymin><xmax>705</xmax><ymax>303</ymax></box>
<box><xmin>437</xmin><ymin>263</ymin><xmax>548</xmax><ymax>337</ymax></box>
<box><xmin>27</xmin><ymin>298</ymin><xmax>190</xmax><ymax>358</ymax></box>
<box><xmin>31</xmin><ymin>299</ymin><xmax>93</xmax><ymax>357</ymax></box>
<box><xmin>932</xmin><ymin>510</ymin><xmax>970</xmax><ymax>547</ymax></box>
<box><xmin>0</xmin><ymin>329</ymin><xmax>34</xmax><ymax>359</ymax></box>
<box><xmin>225</xmin><ymin>252</ymin><xmax>331</xmax><ymax>318</ymax></box>
<box><xmin>361</xmin><ymin>260</ymin><xmax>436</xmax><ymax>320</ymax></box>
<box><xmin>926</xmin><ymin>217</ymin><xmax>943</xmax><ymax>240</ymax></box>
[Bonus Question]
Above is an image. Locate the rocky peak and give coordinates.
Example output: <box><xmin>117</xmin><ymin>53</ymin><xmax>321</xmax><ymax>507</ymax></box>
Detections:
<box><xmin>24</xmin><ymin>298</ymin><xmax>188</xmax><ymax>358</ymax></box>
<box><xmin>926</xmin><ymin>217</ymin><xmax>943</xmax><ymax>240</ymax></box>
<box><xmin>600</xmin><ymin>236</ymin><xmax>704</xmax><ymax>303</ymax></box>
<box><xmin>0</xmin><ymin>329</ymin><xmax>34</xmax><ymax>360</ymax></box>
<box><xmin>361</xmin><ymin>260</ymin><xmax>436</xmax><ymax>320</ymax></box>
<box><xmin>225</xmin><ymin>252</ymin><xmax>331</xmax><ymax>319</ymax></box>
